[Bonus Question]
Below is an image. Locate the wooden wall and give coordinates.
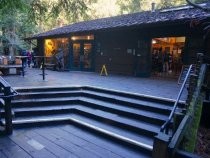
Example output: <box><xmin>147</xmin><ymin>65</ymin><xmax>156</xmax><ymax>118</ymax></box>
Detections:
<box><xmin>95</xmin><ymin>30</ymin><xmax>151</xmax><ymax>76</ymax></box>
<box><xmin>36</xmin><ymin>22</ymin><xmax>207</xmax><ymax>77</ymax></box>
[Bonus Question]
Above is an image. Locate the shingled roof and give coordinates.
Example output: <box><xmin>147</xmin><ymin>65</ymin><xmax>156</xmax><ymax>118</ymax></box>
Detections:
<box><xmin>31</xmin><ymin>4</ymin><xmax>210</xmax><ymax>39</ymax></box>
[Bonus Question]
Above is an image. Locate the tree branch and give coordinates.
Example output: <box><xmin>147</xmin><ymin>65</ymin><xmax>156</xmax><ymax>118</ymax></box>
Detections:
<box><xmin>186</xmin><ymin>0</ymin><xmax>210</xmax><ymax>12</ymax></box>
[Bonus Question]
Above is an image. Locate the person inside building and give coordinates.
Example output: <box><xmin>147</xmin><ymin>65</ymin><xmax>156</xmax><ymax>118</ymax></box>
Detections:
<box><xmin>55</xmin><ymin>48</ymin><xmax>64</xmax><ymax>71</ymax></box>
<box><xmin>20</xmin><ymin>49</ymin><xmax>27</xmax><ymax>68</ymax></box>
<box><xmin>157</xmin><ymin>47</ymin><xmax>163</xmax><ymax>76</ymax></box>
<box><xmin>163</xmin><ymin>50</ymin><xmax>170</xmax><ymax>73</ymax></box>
<box><xmin>27</xmin><ymin>50</ymin><xmax>32</xmax><ymax>67</ymax></box>
<box><xmin>168</xmin><ymin>52</ymin><xmax>173</xmax><ymax>73</ymax></box>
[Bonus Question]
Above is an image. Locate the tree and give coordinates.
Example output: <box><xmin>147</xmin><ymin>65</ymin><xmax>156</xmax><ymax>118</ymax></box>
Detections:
<box><xmin>116</xmin><ymin>0</ymin><xmax>143</xmax><ymax>14</ymax></box>
<box><xmin>186</xmin><ymin>0</ymin><xmax>210</xmax><ymax>40</ymax></box>
<box><xmin>0</xmin><ymin>0</ymin><xmax>97</xmax><ymax>56</ymax></box>
<box><xmin>186</xmin><ymin>0</ymin><xmax>210</xmax><ymax>11</ymax></box>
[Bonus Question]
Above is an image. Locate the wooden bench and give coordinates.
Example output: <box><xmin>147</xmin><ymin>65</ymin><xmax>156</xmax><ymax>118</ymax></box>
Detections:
<box><xmin>44</xmin><ymin>63</ymin><xmax>56</xmax><ymax>70</ymax></box>
<box><xmin>44</xmin><ymin>57</ymin><xmax>56</xmax><ymax>70</ymax></box>
<box><xmin>0</xmin><ymin>65</ymin><xmax>22</xmax><ymax>75</ymax></box>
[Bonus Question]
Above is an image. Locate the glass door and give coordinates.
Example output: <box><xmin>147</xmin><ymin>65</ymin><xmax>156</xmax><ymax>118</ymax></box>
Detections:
<box><xmin>72</xmin><ymin>42</ymin><xmax>93</xmax><ymax>71</ymax></box>
<box><xmin>72</xmin><ymin>43</ymin><xmax>80</xmax><ymax>69</ymax></box>
<box><xmin>83</xmin><ymin>43</ymin><xmax>92</xmax><ymax>70</ymax></box>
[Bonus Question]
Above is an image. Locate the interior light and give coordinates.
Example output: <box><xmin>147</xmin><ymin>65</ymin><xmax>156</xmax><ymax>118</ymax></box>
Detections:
<box><xmin>71</xmin><ymin>37</ymin><xmax>76</xmax><ymax>40</ymax></box>
<box><xmin>152</xmin><ymin>40</ymin><xmax>157</xmax><ymax>44</ymax></box>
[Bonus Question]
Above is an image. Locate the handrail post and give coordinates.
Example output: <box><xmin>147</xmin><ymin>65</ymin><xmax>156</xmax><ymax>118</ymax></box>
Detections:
<box><xmin>186</xmin><ymin>74</ymin><xmax>198</xmax><ymax>106</ymax></box>
<box><xmin>196</xmin><ymin>53</ymin><xmax>203</xmax><ymax>75</ymax></box>
<box><xmin>153</xmin><ymin>133</ymin><xmax>171</xmax><ymax>158</ymax></box>
<box><xmin>42</xmin><ymin>57</ymin><xmax>45</xmax><ymax>80</ymax></box>
<box><xmin>21</xmin><ymin>57</ymin><xmax>25</xmax><ymax>77</ymax></box>
<box><xmin>4</xmin><ymin>86</ymin><xmax>13</xmax><ymax>134</ymax></box>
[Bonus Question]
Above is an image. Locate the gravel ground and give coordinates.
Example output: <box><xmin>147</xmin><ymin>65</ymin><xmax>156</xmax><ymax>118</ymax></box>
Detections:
<box><xmin>195</xmin><ymin>127</ymin><xmax>210</xmax><ymax>158</ymax></box>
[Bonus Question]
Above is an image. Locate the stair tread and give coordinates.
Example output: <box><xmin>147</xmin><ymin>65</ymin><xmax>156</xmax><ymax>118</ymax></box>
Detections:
<box><xmin>11</xmin><ymin>114</ymin><xmax>154</xmax><ymax>147</ymax></box>
<box><xmin>16</xmin><ymin>90</ymin><xmax>177</xmax><ymax>112</ymax></box>
<box><xmin>80</xmin><ymin>97</ymin><xmax>169</xmax><ymax>120</ymax></box>
<box><xmin>71</xmin><ymin>114</ymin><xmax>154</xmax><ymax>146</ymax></box>
<box><xmin>83</xmin><ymin>90</ymin><xmax>175</xmax><ymax>108</ymax></box>
<box><xmin>12</xmin><ymin>96</ymin><xmax>79</xmax><ymax>103</ymax></box>
<box><xmin>12</xmin><ymin>96</ymin><xmax>168</xmax><ymax>123</ymax></box>
<box><xmin>12</xmin><ymin>96</ymin><xmax>170</xmax><ymax>119</ymax></box>
<box><xmin>13</xmin><ymin>104</ymin><xmax>160</xmax><ymax>133</ymax></box>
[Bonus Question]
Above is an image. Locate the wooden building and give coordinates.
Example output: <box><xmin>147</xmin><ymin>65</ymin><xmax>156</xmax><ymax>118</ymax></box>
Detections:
<box><xmin>29</xmin><ymin>4</ymin><xmax>210</xmax><ymax>77</ymax></box>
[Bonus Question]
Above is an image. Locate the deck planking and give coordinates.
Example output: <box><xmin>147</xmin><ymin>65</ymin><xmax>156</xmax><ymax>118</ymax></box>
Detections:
<box><xmin>0</xmin><ymin>137</ymin><xmax>32</xmax><ymax>158</ymax></box>
<box><xmin>0</xmin><ymin>124</ymin><xmax>152</xmax><ymax>158</ymax></box>
<box><xmin>0</xmin><ymin>124</ymin><xmax>151</xmax><ymax>158</ymax></box>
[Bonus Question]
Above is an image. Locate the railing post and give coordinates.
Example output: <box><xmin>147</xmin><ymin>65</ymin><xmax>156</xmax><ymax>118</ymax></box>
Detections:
<box><xmin>186</xmin><ymin>74</ymin><xmax>198</xmax><ymax>106</ymax></box>
<box><xmin>195</xmin><ymin>53</ymin><xmax>203</xmax><ymax>75</ymax></box>
<box><xmin>21</xmin><ymin>57</ymin><xmax>25</xmax><ymax>77</ymax></box>
<box><xmin>173</xmin><ymin>112</ymin><xmax>184</xmax><ymax>133</ymax></box>
<box><xmin>4</xmin><ymin>87</ymin><xmax>13</xmax><ymax>134</ymax></box>
<box><xmin>153</xmin><ymin>133</ymin><xmax>171</xmax><ymax>158</ymax></box>
<box><xmin>42</xmin><ymin>57</ymin><xmax>45</xmax><ymax>80</ymax></box>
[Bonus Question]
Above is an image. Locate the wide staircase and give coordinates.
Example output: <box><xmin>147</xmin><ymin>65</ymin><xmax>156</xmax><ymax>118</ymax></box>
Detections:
<box><xmin>5</xmin><ymin>86</ymin><xmax>185</xmax><ymax>157</ymax></box>
<box><xmin>0</xmin><ymin>54</ymin><xmax>208</xmax><ymax>158</ymax></box>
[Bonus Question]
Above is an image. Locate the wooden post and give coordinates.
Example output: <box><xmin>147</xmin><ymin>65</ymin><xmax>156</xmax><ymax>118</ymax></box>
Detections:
<box><xmin>173</xmin><ymin>112</ymin><xmax>184</xmax><ymax>133</ymax></box>
<box><xmin>21</xmin><ymin>57</ymin><xmax>25</xmax><ymax>77</ymax></box>
<box><xmin>195</xmin><ymin>53</ymin><xmax>203</xmax><ymax>75</ymax></box>
<box><xmin>186</xmin><ymin>74</ymin><xmax>198</xmax><ymax>106</ymax></box>
<box><xmin>152</xmin><ymin>133</ymin><xmax>170</xmax><ymax>158</ymax></box>
<box><xmin>4</xmin><ymin>87</ymin><xmax>13</xmax><ymax>134</ymax></box>
<box><xmin>42</xmin><ymin>57</ymin><xmax>45</xmax><ymax>80</ymax></box>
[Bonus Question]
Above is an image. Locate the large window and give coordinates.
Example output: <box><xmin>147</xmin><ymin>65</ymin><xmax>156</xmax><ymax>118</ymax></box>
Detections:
<box><xmin>45</xmin><ymin>38</ymin><xmax>68</xmax><ymax>57</ymax></box>
<box><xmin>44</xmin><ymin>38</ymin><xmax>69</xmax><ymax>69</ymax></box>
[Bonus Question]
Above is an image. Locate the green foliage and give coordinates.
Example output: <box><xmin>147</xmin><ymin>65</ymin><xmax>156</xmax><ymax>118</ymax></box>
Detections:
<box><xmin>116</xmin><ymin>0</ymin><xmax>143</xmax><ymax>14</ymax></box>
<box><xmin>156</xmin><ymin>0</ymin><xmax>186</xmax><ymax>9</ymax></box>
<box><xmin>0</xmin><ymin>0</ymin><xmax>97</xmax><ymax>55</ymax></box>
<box><xmin>182</xmin><ymin>94</ymin><xmax>204</xmax><ymax>152</ymax></box>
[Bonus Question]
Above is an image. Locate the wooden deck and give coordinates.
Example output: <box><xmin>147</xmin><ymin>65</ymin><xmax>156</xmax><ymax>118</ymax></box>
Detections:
<box><xmin>0</xmin><ymin>124</ymin><xmax>145</xmax><ymax>158</ymax></box>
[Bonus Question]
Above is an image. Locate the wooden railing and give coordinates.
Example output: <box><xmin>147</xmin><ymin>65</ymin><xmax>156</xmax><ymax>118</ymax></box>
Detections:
<box><xmin>153</xmin><ymin>53</ymin><xmax>208</xmax><ymax>158</ymax></box>
<box><xmin>0</xmin><ymin>76</ymin><xmax>18</xmax><ymax>134</ymax></box>
<box><xmin>160</xmin><ymin>64</ymin><xmax>193</xmax><ymax>134</ymax></box>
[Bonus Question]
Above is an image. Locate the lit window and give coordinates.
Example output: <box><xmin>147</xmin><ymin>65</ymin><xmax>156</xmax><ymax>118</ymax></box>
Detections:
<box><xmin>71</xmin><ymin>35</ymin><xmax>94</xmax><ymax>41</ymax></box>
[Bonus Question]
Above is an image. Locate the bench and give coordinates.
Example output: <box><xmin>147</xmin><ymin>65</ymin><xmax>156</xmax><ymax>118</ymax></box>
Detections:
<box><xmin>44</xmin><ymin>57</ymin><xmax>56</xmax><ymax>70</ymax></box>
<box><xmin>44</xmin><ymin>63</ymin><xmax>56</xmax><ymax>70</ymax></box>
<box><xmin>0</xmin><ymin>65</ymin><xmax>22</xmax><ymax>75</ymax></box>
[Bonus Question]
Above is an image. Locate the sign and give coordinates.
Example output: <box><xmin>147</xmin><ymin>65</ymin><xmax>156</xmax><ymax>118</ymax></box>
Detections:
<box><xmin>9</xmin><ymin>68</ymin><xmax>17</xmax><ymax>74</ymax></box>
<box><xmin>100</xmin><ymin>64</ymin><xmax>108</xmax><ymax>76</ymax></box>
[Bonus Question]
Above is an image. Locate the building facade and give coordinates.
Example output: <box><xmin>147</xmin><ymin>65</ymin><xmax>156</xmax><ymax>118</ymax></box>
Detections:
<box><xmin>29</xmin><ymin>5</ymin><xmax>210</xmax><ymax>77</ymax></box>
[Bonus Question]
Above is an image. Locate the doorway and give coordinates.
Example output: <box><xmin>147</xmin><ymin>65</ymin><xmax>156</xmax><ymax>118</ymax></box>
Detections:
<box><xmin>72</xmin><ymin>42</ymin><xmax>93</xmax><ymax>71</ymax></box>
<box><xmin>151</xmin><ymin>37</ymin><xmax>186</xmax><ymax>78</ymax></box>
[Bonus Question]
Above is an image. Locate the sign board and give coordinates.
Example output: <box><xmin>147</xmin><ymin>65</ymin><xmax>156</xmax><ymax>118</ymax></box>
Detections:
<box><xmin>9</xmin><ymin>68</ymin><xmax>17</xmax><ymax>74</ymax></box>
<box><xmin>178</xmin><ymin>65</ymin><xmax>195</xmax><ymax>85</ymax></box>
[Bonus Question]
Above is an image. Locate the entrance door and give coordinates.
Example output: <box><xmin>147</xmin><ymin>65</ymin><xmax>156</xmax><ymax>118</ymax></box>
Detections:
<box><xmin>72</xmin><ymin>42</ymin><xmax>93</xmax><ymax>70</ymax></box>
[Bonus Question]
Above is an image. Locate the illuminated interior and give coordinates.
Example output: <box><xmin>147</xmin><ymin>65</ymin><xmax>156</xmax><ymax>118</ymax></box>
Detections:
<box><xmin>71</xmin><ymin>35</ymin><xmax>94</xmax><ymax>41</ymax></box>
<box><xmin>44</xmin><ymin>38</ymin><xmax>69</xmax><ymax>68</ymax></box>
<box><xmin>44</xmin><ymin>38</ymin><xmax>68</xmax><ymax>57</ymax></box>
<box><xmin>151</xmin><ymin>37</ymin><xmax>186</xmax><ymax>76</ymax></box>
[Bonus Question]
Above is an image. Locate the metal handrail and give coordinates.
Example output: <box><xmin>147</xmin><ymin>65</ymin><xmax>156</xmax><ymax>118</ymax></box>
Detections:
<box><xmin>160</xmin><ymin>64</ymin><xmax>194</xmax><ymax>134</ymax></box>
<box><xmin>0</xmin><ymin>76</ymin><xmax>18</xmax><ymax>134</ymax></box>
<box><xmin>0</xmin><ymin>76</ymin><xmax>18</xmax><ymax>97</ymax></box>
